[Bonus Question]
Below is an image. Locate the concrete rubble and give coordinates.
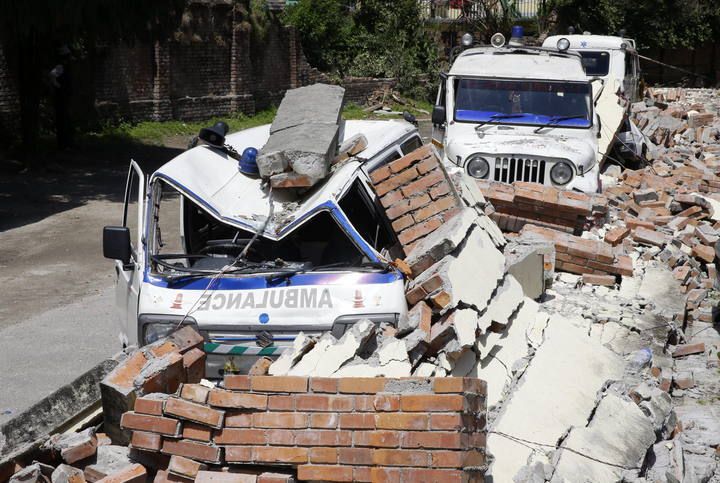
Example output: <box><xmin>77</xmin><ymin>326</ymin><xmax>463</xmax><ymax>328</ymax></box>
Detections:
<box><xmin>3</xmin><ymin>89</ymin><xmax>720</xmax><ymax>483</ymax></box>
<box><xmin>257</xmin><ymin>84</ymin><xmax>345</xmax><ymax>188</ymax></box>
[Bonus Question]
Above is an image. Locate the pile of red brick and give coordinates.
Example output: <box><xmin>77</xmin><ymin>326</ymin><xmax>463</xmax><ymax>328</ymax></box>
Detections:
<box><xmin>477</xmin><ymin>180</ymin><xmax>606</xmax><ymax>234</ymax></box>
<box><xmin>519</xmin><ymin>225</ymin><xmax>633</xmax><ymax>278</ymax></box>
<box><xmin>370</xmin><ymin>145</ymin><xmax>464</xmax><ymax>254</ymax></box>
<box><xmin>120</xmin><ymin>375</ymin><xmax>486</xmax><ymax>482</ymax></box>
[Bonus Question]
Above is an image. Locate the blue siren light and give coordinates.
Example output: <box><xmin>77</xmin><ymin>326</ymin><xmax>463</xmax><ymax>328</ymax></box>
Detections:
<box><xmin>239</xmin><ymin>147</ymin><xmax>260</xmax><ymax>176</ymax></box>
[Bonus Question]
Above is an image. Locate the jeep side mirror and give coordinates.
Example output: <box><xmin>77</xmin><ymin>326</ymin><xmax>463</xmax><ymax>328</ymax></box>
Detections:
<box><xmin>432</xmin><ymin>105</ymin><xmax>446</xmax><ymax>126</ymax></box>
<box><xmin>103</xmin><ymin>226</ymin><xmax>132</xmax><ymax>265</ymax></box>
<box><xmin>591</xmin><ymin>77</ymin><xmax>605</xmax><ymax>104</ymax></box>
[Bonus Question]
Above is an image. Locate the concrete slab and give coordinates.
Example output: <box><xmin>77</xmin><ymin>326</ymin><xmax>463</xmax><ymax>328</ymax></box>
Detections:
<box><xmin>638</xmin><ymin>262</ymin><xmax>686</xmax><ymax>316</ymax></box>
<box><xmin>269</xmin><ymin>84</ymin><xmax>345</xmax><ymax>134</ymax></box>
<box><xmin>477</xmin><ymin>275</ymin><xmax>524</xmax><ymax>332</ymax></box>
<box><xmin>487</xmin><ymin>315</ymin><xmax>625</xmax><ymax>481</ymax></box>
<box><xmin>551</xmin><ymin>392</ymin><xmax>655</xmax><ymax>482</ymax></box>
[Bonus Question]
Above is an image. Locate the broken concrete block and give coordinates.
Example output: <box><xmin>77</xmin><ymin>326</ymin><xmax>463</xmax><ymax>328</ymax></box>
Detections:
<box><xmin>269</xmin><ymin>332</ymin><xmax>316</xmax><ymax>376</ymax></box>
<box><xmin>476</xmin><ymin>275</ymin><xmax>524</xmax><ymax>332</ymax></box>
<box><xmin>51</xmin><ymin>465</ymin><xmax>85</xmax><ymax>483</ymax></box>
<box><xmin>289</xmin><ymin>320</ymin><xmax>375</xmax><ymax>376</ymax></box>
<box><xmin>84</xmin><ymin>446</ymin><xmax>133</xmax><ymax>483</ymax></box>
<box><xmin>10</xmin><ymin>465</ymin><xmax>49</xmax><ymax>483</ymax></box>
<box><xmin>269</xmin><ymin>83</ymin><xmax>345</xmax><ymax>134</ymax></box>
<box><xmin>44</xmin><ymin>428</ymin><xmax>98</xmax><ymax>465</ymax></box>
<box><xmin>334</xmin><ymin>133</ymin><xmax>368</xmax><ymax>163</ymax></box>
<box><xmin>488</xmin><ymin>315</ymin><xmax>625</xmax><ymax>482</ymax></box>
<box><xmin>551</xmin><ymin>392</ymin><xmax>655</xmax><ymax>482</ymax></box>
<box><xmin>404</xmin><ymin>208</ymin><xmax>477</xmax><ymax>277</ymax></box>
<box><xmin>409</xmin><ymin>225</ymin><xmax>505</xmax><ymax>313</ymax></box>
<box><xmin>332</xmin><ymin>337</ymin><xmax>411</xmax><ymax>378</ymax></box>
<box><xmin>398</xmin><ymin>301</ymin><xmax>431</xmax><ymax>336</ymax></box>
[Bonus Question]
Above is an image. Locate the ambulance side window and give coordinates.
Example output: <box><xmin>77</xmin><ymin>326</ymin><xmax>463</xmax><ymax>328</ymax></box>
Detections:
<box><xmin>123</xmin><ymin>169</ymin><xmax>140</xmax><ymax>255</ymax></box>
<box><xmin>339</xmin><ymin>180</ymin><xmax>397</xmax><ymax>254</ymax></box>
<box><xmin>400</xmin><ymin>136</ymin><xmax>422</xmax><ymax>155</ymax></box>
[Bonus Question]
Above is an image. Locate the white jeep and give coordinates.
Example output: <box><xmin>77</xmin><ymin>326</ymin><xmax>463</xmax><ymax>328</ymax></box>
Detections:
<box><xmin>432</xmin><ymin>34</ymin><xmax>602</xmax><ymax>193</ymax></box>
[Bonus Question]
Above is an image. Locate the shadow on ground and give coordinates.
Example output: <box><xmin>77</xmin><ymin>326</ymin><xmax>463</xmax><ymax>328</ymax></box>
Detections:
<box><xmin>0</xmin><ymin>142</ymin><xmax>184</xmax><ymax>232</ymax></box>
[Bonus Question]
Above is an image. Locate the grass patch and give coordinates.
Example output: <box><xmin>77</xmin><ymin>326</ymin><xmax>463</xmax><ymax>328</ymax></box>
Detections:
<box><xmin>85</xmin><ymin>97</ymin><xmax>431</xmax><ymax>146</ymax></box>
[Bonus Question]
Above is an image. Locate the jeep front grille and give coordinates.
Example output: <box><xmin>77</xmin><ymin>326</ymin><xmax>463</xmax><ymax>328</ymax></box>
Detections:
<box><xmin>494</xmin><ymin>157</ymin><xmax>547</xmax><ymax>184</ymax></box>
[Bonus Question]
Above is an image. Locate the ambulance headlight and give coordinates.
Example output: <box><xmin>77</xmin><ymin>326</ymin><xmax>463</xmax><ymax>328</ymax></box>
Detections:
<box><xmin>466</xmin><ymin>154</ymin><xmax>489</xmax><ymax>179</ymax></box>
<box><xmin>139</xmin><ymin>314</ymin><xmax>199</xmax><ymax>345</ymax></box>
<box><xmin>331</xmin><ymin>314</ymin><xmax>399</xmax><ymax>338</ymax></box>
<box><xmin>550</xmin><ymin>160</ymin><xmax>574</xmax><ymax>185</ymax></box>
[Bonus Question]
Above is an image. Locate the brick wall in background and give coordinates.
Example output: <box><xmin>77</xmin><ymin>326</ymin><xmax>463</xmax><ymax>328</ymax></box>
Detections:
<box><xmin>369</xmin><ymin>145</ymin><xmax>465</xmax><ymax>255</ymax></box>
<box><xmin>122</xmin><ymin>375</ymin><xmax>487</xmax><ymax>482</ymax></box>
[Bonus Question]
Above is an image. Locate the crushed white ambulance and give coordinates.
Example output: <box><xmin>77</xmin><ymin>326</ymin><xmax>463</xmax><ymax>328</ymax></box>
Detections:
<box><xmin>103</xmin><ymin>120</ymin><xmax>423</xmax><ymax>377</ymax></box>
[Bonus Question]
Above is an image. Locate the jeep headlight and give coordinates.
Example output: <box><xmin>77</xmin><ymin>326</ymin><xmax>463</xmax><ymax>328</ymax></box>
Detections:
<box><xmin>465</xmin><ymin>154</ymin><xmax>490</xmax><ymax>179</ymax></box>
<box><xmin>550</xmin><ymin>161</ymin><xmax>574</xmax><ymax>185</ymax></box>
<box><xmin>139</xmin><ymin>314</ymin><xmax>199</xmax><ymax>345</ymax></box>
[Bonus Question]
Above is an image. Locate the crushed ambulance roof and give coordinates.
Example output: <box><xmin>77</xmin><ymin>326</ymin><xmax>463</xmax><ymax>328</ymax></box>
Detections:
<box><xmin>151</xmin><ymin>120</ymin><xmax>416</xmax><ymax>240</ymax></box>
<box><xmin>449</xmin><ymin>46</ymin><xmax>588</xmax><ymax>82</ymax></box>
<box><xmin>542</xmin><ymin>35</ymin><xmax>636</xmax><ymax>51</ymax></box>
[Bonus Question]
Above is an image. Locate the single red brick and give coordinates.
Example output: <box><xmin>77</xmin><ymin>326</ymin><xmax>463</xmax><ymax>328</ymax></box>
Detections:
<box><xmin>182</xmin><ymin>422</ymin><xmax>213</xmax><ymax>442</ymax></box>
<box><xmin>375</xmin><ymin>167</ymin><xmax>420</xmax><ymax>197</ymax></box>
<box><xmin>373</xmin><ymin>449</ymin><xmax>430</xmax><ymax>467</ymax></box>
<box><xmin>96</xmin><ymin>463</ymin><xmax>146</xmax><ymax>483</ymax></box>
<box><xmin>400</xmin><ymin>394</ymin><xmax>465</xmax><ymax>412</ymax></box>
<box><xmin>376</xmin><ymin>413</ymin><xmax>429</xmax><ymax>430</ymax></box>
<box><xmin>337</xmin><ymin>378</ymin><xmax>387</xmax><ymax>394</ymax></box>
<box><xmin>297</xmin><ymin>465</ymin><xmax>353</xmax><ymax>482</ymax></box>
<box><xmin>182</xmin><ymin>348</ymin><xmax>205</xmax><ymax>384</ymax></box>
<box><xmin>402</xmin><ymin>431</ymin><xmax>462</xmax><ymax>449</ymax></box>
<box><xmin>373</xmin><ymin>394</ymin><xmax>400</xmax><ymax>412</ymax></box>
<box><xmin>309</xmin><ymin>413</ymin><xmax>338</xmax><ymax>429</ymax></box>
<box><xmin>130</xmin><ymin>431</ymin><xmax>162</xmax><ymax>451</ymax></box>
<box><xmin>224</xmin><ymin>411</ymin><xmax>252</xmax><ymax>428</ymax></box>
<box><xmin>398</xmin><ymin>217</ymin><xmax>443</xmax><ymax>245</ymax></box>
<box><xmin>180</xmin><ymin>384</ymin><xmax>210</xmax><ymax>404</ymax></box>
<box><xmin>400</xmin><ymin>169</ymin><xmax>445</xmax><ymax>197</ymax></box>
<box><xmin>295</xmin><ymin>394</ymin><xmax>354</xmax><ymax>412</ymax></box>
<box><xmin>250</xmin><ymin>376</ymin><xmax>308</xmax><ymax>393</ymax></box>
<box><xmin>429</xmin><ymin>182</ymin><xmax>451</xmax><ymax>200</ymax></box>
<box><xmin>353</xmin><ymin>467</ymin><xmax>372</xmax><ymax>483</ymax></box>
<box><xmin>224</xmin><ymin>446</ymin><xmax>253</xmax><ymax>463</ymax></box>
<box><xmin>338</xmin><ymin>413</ymin><xmax>375</xmax><ymax>429</ymax></box>
<box><xmin>416</xmin><ymin>155</ymin><xmax>439</xmax><ymax>175</ymax></box>
<box><xmin>412</xmin><ymin>196</ymin><xmax>457</xmax><ymax>223</ymax></box>
<box><xmin>582</xmin><ymin>274</ymin><xmax>616</xmax><ymax>286</ymax></box>
<box><xmin>369</xmin><ymin>165</ymin><xmax>392</xmax><ymax>184</ymax></box>
<box><xmin>120</xmin><ymin>412</ymin><xmax>181</xmax><ymax>437</ymax></box>
<box><xmin>295</xmin><ymin>430</ymin><xmax>352</xmax><ymax>447</ymax></box>
<box><xmin>164</xmin><ymin>397</ymin><xmax>224</xmax><ymax>428</ymax></box>
<box><xmin>380</xmin><ymin>190</ymin><xmax>404</xmax><ymax>208</ymax></box>
<box><xmin>257</xmin><ymin>472</ymin><xmax>296</xmax><ymax>483</ymax></box>
<box><xmin>161</xmin><ymin>440</ymin><xmax>222</xmax><ymax>464</ymax></box>
<box><xmin>386</xmin><ymin>194</ymin><xmax>431</xmax><ymax>220</ymax></box>
<box><xmin>673</xmin><ymin>342</ymin><xmax>706</xmax><ymax>357</ymax></box>
<box><xmin>308</xmin><ymin>447</ymin><xmax>337</xmax><ymax>464</ymax></box>
<box><xmin>168</xmin><ymin>455</ymin><xmax>207</xmax><ymax>480</ymax></box>
<box><xmin>223</xmin><ymin>375</ymin><xmax>250</xmax><ymax>391</ymax></box>
<box><xmin>253</xmin><ymin>446</ymin><xmax>308</xmax><ymax>464</ymax></box>
<box><xmin>353</xmin><ymin>431</ymin><xmax>400</xmax><ymax>448</ymax></box>
<box><xmin>369</xmin><ymin>468</ymin><xmax>401</xmax><ymax>483</ymax></box>
<box><xmin>354</xmin><ymin>395</ymin><xmax>375</xmax><ymax>412</ymax></box>
<box><xmin>391</xmin><ymin>214</ymin><xmax>415</xmax><ymax>232</ymax></box>
<box><xmin>604</xmin><ymin>226</ymin><xmax>630</xmax><ymax>246</ymax></box>
<box><xmin>207</xmin><ymin>389</ymin><xmax>267</xmax><ymax>410</ymax></box>
<box><xmin>309</xmin><ymin>378</ymin><xmax>338</xmax><ymax>393</ymax></box>
<box><xmin>432</xmin><ymin>450</ymin><xmax>486</xmax><ymax>468</ymax></box>
<box><xmin>214</xmin><ymin>428</ymin><xmax>266</xmax><ymax>445</ymax></box>
<box><xmin>267</xmin><ymin>395</ymin><xmax>295</xmax><ymax>411</ymax></box>
<box><xmin>265</xmin><ymin>429</ymin><xmax>295</xmax><ymax>445</ymax></box>
<box><xmin>153</xmin><ymin>469</ymin><xmax>191</xmax><ymax>483</ymax></box>
<box><xmin>387</xmin><ymin>146</ymin><xmax>433</xmax><ymax>173</ymax></box>
<box><xmin>338</xmin><ymin>448</ymin><xmax>374</xmax><ymax>465</ymax></box>
<box><xmin>253</xmin><ymin>412</ymin><xmax>308</xmax><ymax>429</ymax></box>
<box><xmin>194</xmin><ymin>471</ymin><xmax>255</xmax><ymax>483</ymax></box>
<box><xmin>134</xmin><ymin>397</ymin><xmax>164</xmax><ymax>416</ymax></box>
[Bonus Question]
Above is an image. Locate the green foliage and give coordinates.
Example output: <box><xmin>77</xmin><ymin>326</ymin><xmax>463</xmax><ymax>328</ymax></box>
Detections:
<box><xmin>283</xmin><ymin>0</ymin><xmax>437</xmax><ymax>98</ymax></box>
<box><xmin>551</xmin><ymin>0</ymin><xmax>720</xmax><ymax>49</ymax></box>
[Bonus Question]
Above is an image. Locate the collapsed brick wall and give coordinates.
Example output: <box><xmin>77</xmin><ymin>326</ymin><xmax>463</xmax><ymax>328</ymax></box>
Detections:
<box><xmin>121</xmin><ymin>375</ymin><xmax>487</xmax><ymax>482</ymax></box>
<box><xmin>477</xmin><ymin>180</ymin><xmax>607</xmax><ymax>235</ymax></box>
<box><xmin>369</xmin><ymin>145</ymin><xmax>465</xmax><ymax>255</ymax></box>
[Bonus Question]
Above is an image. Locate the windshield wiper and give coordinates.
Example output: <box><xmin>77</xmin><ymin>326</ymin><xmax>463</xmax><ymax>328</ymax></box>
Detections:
<box><xmin>475</xmin><ymin>113</ymin><xmax>527</xmax><ymax>129</ymax></box>
<box><xmin>533</xmin><ymin>115</ymin><xmax>587</xmax><ymax>133</ymax></box>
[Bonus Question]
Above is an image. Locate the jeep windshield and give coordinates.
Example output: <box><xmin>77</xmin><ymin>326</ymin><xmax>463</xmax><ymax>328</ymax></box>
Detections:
<box><xmin>454</xmin><ymin>78</ymin><xmax>592</xmax><ymax>128</ymax></box>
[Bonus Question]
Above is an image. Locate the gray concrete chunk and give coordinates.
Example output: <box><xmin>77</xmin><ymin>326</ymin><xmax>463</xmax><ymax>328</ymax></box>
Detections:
<box><xmin>270</xmin><ymin>83</ymin><xmax>345</xmax><ymax>134</ymax></box>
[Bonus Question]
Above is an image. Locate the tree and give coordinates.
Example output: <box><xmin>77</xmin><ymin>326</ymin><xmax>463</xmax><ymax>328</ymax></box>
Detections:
<box><xmin>284</xmin><ymin>0</ymin><xmax>438</xmax><ymax>98</ymax></box>
<box><xmin>550</xmin><ymin>0</ymin><xmax>719</xmax><ymax>50</ymax></box>
<box><xmin>0</xmin><ymin>0</ymin><xmax>185</xmax><ymax>161</ymax></box>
